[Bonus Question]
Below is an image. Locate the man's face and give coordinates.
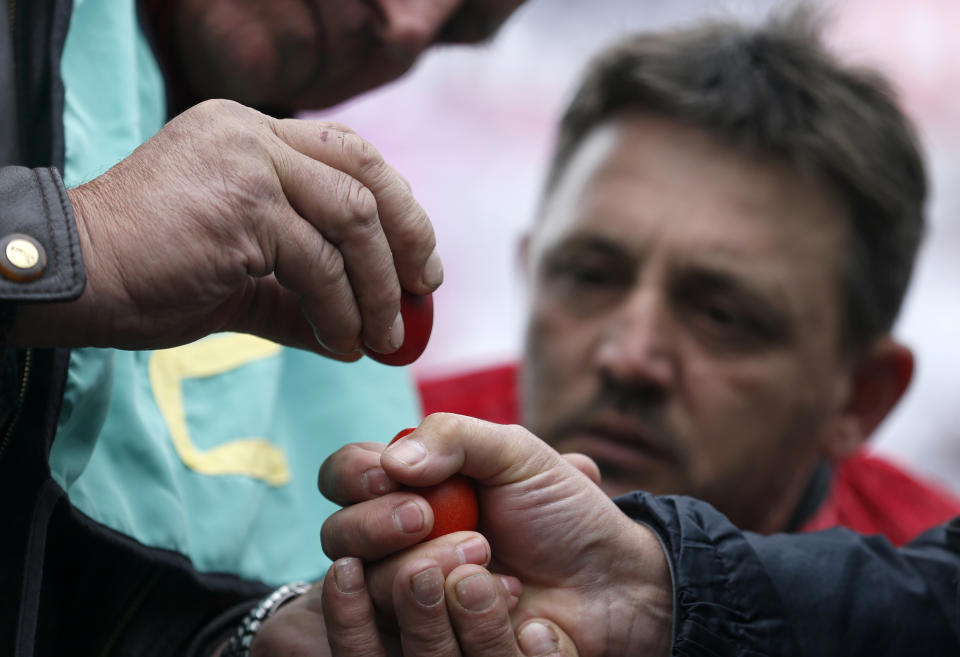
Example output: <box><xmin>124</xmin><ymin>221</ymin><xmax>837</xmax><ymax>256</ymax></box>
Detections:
<box><xmin>522</xmin><ymin>112</ymin><xmax>856</xmax><ymax>533</ymax></box>
<box><xmin>176</xmin><ymin>0</ymin><xmax>524</xmax><ymax>108</ymax></box>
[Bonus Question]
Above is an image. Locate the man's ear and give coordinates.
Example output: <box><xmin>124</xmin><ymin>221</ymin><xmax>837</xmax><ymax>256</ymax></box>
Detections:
<box><xmin>824</xmin><ymin>337</ymin><xmax>914</xmax><ymax>461</ymax></box>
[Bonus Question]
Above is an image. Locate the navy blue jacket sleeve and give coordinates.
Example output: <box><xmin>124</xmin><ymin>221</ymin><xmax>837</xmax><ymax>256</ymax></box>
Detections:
<box><xmin>615</xmin><ymin>492</ymin><xmax>960</xmax><ymax>656</ymax></box>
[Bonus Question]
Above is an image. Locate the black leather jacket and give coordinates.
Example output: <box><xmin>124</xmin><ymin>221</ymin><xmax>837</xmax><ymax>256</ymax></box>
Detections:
<box><xmin>0</xmin><ymin>2</ymin><xmax>267</xmax><ymax>655</ymax></box>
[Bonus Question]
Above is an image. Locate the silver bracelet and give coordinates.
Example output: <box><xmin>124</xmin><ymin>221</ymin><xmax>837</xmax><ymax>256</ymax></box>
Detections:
<box><xmin>221</xmin><ymin>581</ymin><xmax>312</xmax><ymax>657</ymax></box>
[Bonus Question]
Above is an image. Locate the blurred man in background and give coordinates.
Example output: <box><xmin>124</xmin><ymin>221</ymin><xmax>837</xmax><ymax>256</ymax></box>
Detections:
<box><xmin>419</xmin><ymin>5</ymin><xmax>960</xmax><ymax>542</ymax></box>
<box><xmin>322</xmin><ymin>12</ymin><xmax>960</xmax><ymax>656</ymax></box>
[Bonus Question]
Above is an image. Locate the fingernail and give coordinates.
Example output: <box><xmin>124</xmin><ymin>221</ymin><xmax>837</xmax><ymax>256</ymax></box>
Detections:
<box><xmin>423</xmin><ymin>247</ymin><xmax>444</xmax><ymax>289</ymax></box>
<box><xmin>500</xmin><ymin>575</ymin><xmax>522</xmax><ymax>599</ymax></box>
<box><xmin>363</xmin><ymin>312</ymin><xmax>404</xmax><ymax>355</ymax></box>
<box><xmin>411</xmin><ymin>566</ymin><xmax>444</xmax><ymax>607</ymax></box>
<box><xmin>455</xmin><ymin>572</ymin><xmax>496</xmax><ymax>612</ymax></box>
<box><xmin>361</xmin><ymin>467</ymin><xmax>395</xmax><ymax>496</ymax></box>
<box><xmin>389</xmin><ymin>311</ymin><xmax>404</xmax><ymax>350</ymax></box>
<box><xmin>385</xmin><ymin>439</ymin><xmax>426</xmax><ymax>467</ymax></box>
<box><xmin>393</xmin><ymin>500</ymin><xmax>425</xmax><ymax>533</ymax></box>
<box><xmin>518</xmin><ymin>622</ymin><xmax>559</xmax><ymax>656</ymax></box>
<box><xmin>456</xmin><ymin>537</ymin><xmax>488</xmax><ymax>565</ymax></box>
<box><xmin>334</xmin><ymin>558</ymin><xmax>364</xmax><ymax>594</ymax></box>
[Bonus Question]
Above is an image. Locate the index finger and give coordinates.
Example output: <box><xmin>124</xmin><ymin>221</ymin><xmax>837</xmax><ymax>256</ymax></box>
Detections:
<box><xmin>319</xmin><ymin>442</ymin><xmax>396</xmax><ymax>506</ymax></box>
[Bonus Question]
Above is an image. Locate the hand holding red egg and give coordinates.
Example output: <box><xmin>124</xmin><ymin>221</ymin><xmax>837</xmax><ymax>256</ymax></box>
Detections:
<box><xmin>389</xmin><ymin>428</ymin><xmax>479</xmax><ymax>540</ymax></box>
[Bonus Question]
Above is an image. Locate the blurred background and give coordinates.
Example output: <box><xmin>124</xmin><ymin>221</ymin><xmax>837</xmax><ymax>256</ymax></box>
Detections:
<box><xmin>305</xmin><ymin>0</ymin><xmax>960</xmax><ymax>494</ymax></box>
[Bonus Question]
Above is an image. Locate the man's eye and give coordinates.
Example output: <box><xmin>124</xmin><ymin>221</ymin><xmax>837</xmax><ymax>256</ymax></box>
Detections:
<box><xmin>690</xmin><ymin>299</ymin><xmax>783</xmax><ymax>349</ymax></box>
<box><xmin>538</xmin><ymin>256</ymin><xmax>632</xmax><ymax>316</ymax></box>
<box><xmin>562</xmin><ymin>264</ymin><xmax>619</xmax><ymax>287</ymax></box>
<box><xmin>545</xmin><ymin>259</ymin><xmax>632</xmax><ymax>296</ymax></box>
<box><xmin>702</xmin><ymin>303</ymin><xmax>740</xmax><ymax>327</ymax></box>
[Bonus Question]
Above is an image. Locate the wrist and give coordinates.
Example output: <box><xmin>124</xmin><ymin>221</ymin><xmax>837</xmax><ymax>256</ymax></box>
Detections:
<box><xmin>221</xmin><ymin>581</ymin><xmax>312</xmax><ymax>657</ymax></box>
<box><xmin>607</xmin><ymin>519</ymin><xmax>674</xmax><ymax>657</ymax></box>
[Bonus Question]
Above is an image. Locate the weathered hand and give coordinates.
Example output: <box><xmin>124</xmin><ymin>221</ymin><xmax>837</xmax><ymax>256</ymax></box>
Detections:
<box><xmin>319</xmin><ymin>414</ymin><xmax>674</xmax><ymax>657</ymax></box>
<box><xmin>10</xmin><ymin>100</ymin><xmax>440</xmax><ymax>358</ymax></box>
<box><xmin>321</xmin><ymin>556</ymin><xmax>579</xmax><ymax>657</ymax></box>
<box><xmin>233</xmin><ymin>532</ymin><xmax>501</xmax><ymax>657</ymax></box>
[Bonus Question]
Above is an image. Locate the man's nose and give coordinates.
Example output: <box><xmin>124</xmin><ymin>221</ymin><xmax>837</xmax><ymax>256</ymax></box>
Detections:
<box><xmin>595</xmin><ymin>289</ymin><xmax>677</xmax><ymax>392</ymax></box>
<box><xmin>373</xmin><ymin>0</ymin><xmax>461</xmax><ymax>56</ymax></box>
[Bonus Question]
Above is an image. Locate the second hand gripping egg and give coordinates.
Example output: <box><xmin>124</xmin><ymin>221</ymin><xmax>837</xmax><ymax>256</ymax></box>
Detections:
<box><xmin>389</xmin><ymin>428</ymin><xmax>480</xmax><ymax>540</ymax></box>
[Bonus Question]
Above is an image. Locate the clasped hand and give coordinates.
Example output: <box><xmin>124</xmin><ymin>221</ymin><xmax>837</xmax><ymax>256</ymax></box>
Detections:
<box><xmin>300</xmin><ymin>414</ymin><xmax>675</xmax><ymax>657</ymax></box>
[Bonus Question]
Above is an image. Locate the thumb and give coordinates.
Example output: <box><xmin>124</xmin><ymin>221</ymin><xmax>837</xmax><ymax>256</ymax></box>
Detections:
<box><xmin>380</xmin><ymin>413</ymin><xmax>570</xmax><ymax>488</ymax></box>
<box><xmin>561</xmin><ymin>453</ymin><xmax>602</xmax><ymax>486</ymax></box>
<box><xmin>517</xmin><ymin>620</ymin><xmax>580</xmax><ymax>657</ymax></box>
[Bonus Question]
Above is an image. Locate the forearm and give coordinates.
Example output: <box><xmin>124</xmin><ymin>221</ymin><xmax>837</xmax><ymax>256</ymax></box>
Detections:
<box><xmin>745</xmin><ymin>520</ymin><xmax>960</xmax><ymax>655</ymax></box>
<box><xmin>616</xmin><ymin>492</ymin><xmax>803</xmax><ymax>657</ymax></box>
<box><xmin>617</xmin><ymin>491</ymin><xmax>960</xmax><ymax>657</ymax></box>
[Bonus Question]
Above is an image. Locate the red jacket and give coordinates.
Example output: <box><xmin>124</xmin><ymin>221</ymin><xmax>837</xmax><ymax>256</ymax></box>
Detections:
<box><xmin>418</xmin><ymin>363</ymin><xmax>960</xmax><ymax>546</ymax></box>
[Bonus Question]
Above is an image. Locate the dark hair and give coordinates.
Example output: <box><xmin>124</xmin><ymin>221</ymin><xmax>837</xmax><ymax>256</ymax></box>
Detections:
<box><xmin>543</xmin><ymin>8</ymin><xmax>926</xmax><ymax>349</ymax></box>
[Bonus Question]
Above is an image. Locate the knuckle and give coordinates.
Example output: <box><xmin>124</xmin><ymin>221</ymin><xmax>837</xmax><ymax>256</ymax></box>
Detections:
<box><xmin>170</xmin><ymin>106</ymin><xmax>278</xmax><ymax>222</ymax></box>
<box><xmin>313</xmin><ymin>239</ymin><xmax>349</xmax><ymax>287</ymax></box>
<box><xmin>322</xmin><ymin>120</ymin><xmax>356</xmax><ymax>134</ymax></box>
<box><xmin>357</xmin><ymin>510</ymin><xmax>386</xmax><ymax>548</ymax></box>
<box><xmin>194</xmin><ymin>97</ymin><xmax>242</xmax><ymax>117</ymax></box>
<box><xmin>401</xmin><ymin>613</ymin><xmax>445</xmax><ymax>640</ymax></box>
<box><xmin>404</xmin><ymin>630</ymin><xmax>459</xmax><ymax>656</ymax></box>
<box><xmin>391</xmin><ymin>206</ymin><xmax>433</xmax><ymax>254</ymax></box>
<box><xmin>350</xmin><ymin>185</ymin><xmax>380</xmax><ymax>227</ymax></box>
<box><xmin>463</xmin><ymin>628</ymin><xmax>514</xmax><ymax>655</ymax></box>
<box><xmin>329</xmin><ymin>629</ymin><xmax>381</xmax><ymax>655</ymax></box>
<box><xmin>324</xmin><ymin>599</ymin><xmax>371</xmax><ymax>633</ymax></box>
<box><xmin>188</xmin><ymin>100</ymin><xmax>269</xmax><ymax>153</ymax></box>
<box><xmin>231</xmin><ymin>124</ymin><xmax>269</xmax><ymax>153</ymax></box>
<box><xmin>185</xmin><ymin>99</ymin><xmax>263</xmax><ymax>138</ymax></box>
<box><xmin>421</xmin><ymin>412</ymin><xmax>460</xmax><ymax>442</ymax></box>
<box><xmin>184</xmin><ymin>98</ymin><xmax>235</xmax><ymax>123</ymax></box>
<box><xmin>340</xmin><ymin>133</ymin><xmax>384</xmax><ymax>172</ymax></box>
<box><xmin>334</xmin><ymin>177</ymin><xmax>380</xmax><ymax>234</ymax></box>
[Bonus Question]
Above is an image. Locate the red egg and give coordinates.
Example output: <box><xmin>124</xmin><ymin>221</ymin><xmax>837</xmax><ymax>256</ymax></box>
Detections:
<box><xmin>364</xmin><ymin>291</ymin><xmax>433</xmax><ymax>366</ymax></box>
<box><xmin>389</xmin><ymin>428</ymin><xmax>479</xmax><ymax>540</ymax></box>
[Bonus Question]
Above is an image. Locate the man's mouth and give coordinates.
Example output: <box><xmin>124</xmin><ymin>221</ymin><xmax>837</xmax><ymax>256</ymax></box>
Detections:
<box><xmin>559</xmin><ymin>415</ymin><xmax>677</xmax><ymax>473</ymax></box>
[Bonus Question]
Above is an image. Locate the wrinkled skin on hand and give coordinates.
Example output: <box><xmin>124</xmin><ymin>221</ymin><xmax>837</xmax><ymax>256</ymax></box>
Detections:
<box><xmin>11</xmin><ymin>99</ymin><xmax>442</xmax><ymax>358</ymax></box>
<box><xmin>232</xmin><ymin>531</ymin><xmax>509</xmax><ymax>657</ymax></box>
<box><xmin>317</xmin><ymin>414</ymin><xmax>674</xmax><ymax>657</ymax></box>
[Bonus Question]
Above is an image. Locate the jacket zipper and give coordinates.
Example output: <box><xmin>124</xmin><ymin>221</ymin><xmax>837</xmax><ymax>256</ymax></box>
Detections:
<box><xmin>0</xmin><ymin>348</ymin><xmax>32</xmax><ymax>463</ymax></box>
